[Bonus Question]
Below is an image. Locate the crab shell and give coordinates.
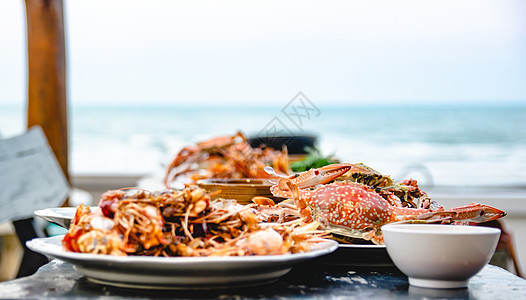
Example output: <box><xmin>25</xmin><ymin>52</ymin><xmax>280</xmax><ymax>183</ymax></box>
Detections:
<box><xmin>310</xmin><ymin>182</ymin><xmax>396</xmax><ymax>230</ymax></box>
<box><xmin>292</xmin><ymin>181</ymin><xmax>506</xmax><ymax>244</ymax></box>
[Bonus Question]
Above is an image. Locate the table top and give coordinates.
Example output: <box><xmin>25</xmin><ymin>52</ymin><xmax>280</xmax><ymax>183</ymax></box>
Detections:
<box><xmin>1</xmin><ymin>259</ymin><xmax>525</xmax><ymax>299</ymax></box>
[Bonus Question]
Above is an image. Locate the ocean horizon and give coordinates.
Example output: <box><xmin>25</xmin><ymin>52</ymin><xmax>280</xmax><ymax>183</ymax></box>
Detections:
<box><xmin>1</xmin><ymin>101</ymin><xmax>525</xmax><ymax>189</ymax></box>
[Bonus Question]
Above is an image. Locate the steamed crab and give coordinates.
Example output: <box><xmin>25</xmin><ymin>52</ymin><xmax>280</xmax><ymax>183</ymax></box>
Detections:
<box><xmin>265</xmin><ymin>164</ymin><xmax>506</xmax><ymax>244</ymax></box>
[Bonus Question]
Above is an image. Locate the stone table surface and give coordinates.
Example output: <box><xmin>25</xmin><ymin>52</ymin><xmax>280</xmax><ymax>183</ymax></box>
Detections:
<box><xmin>0</xmin><ymin>259</ymin><xmax>525</xmax><ymax>299</ymax></box>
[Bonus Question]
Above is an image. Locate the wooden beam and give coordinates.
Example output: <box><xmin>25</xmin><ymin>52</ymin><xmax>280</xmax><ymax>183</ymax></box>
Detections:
<box><xmin>24</xmin><ymin>0</ymin><xmax>69</xmax><ymax>182</ymax></box>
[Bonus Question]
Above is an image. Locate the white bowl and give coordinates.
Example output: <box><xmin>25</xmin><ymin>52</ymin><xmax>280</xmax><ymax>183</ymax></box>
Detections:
<box><xmin>382</xmin><ymin>224</ymin><xmax>500</xmax><ymax>289</ymax></box>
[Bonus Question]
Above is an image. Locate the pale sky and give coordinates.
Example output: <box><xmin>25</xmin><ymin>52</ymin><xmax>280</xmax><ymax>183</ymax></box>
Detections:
<box><xmin>1</xmin><ymin>0</ymin><xmax>526</xmax><ymax>106</ymax></box>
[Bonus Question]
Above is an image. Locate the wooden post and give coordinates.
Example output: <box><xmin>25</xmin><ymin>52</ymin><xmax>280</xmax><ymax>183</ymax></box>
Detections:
<box><xmin>24</xmin><ymin>0</ymin><xmax>69</xmax><ymax>183</ymax></box>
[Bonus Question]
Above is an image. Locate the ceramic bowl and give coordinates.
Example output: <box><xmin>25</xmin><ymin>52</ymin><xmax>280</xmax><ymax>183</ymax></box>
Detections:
<box><xmin>382</xmin><ymin>224</ymin><xmax>500</xmax><ymax>289</ymax></box>
<box><xmin>197</xmin><ymin>178</ymin><xmax>283</xmax><ymax>204</ymax></box>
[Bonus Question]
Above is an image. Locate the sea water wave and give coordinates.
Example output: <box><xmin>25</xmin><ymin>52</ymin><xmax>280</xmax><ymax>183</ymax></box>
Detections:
<box><xmin>1</xmin><ymin>103</ymin><xmax>525</xmax><ymax>188</ymax></box>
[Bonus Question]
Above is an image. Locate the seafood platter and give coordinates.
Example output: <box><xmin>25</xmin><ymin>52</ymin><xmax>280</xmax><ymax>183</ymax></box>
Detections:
<box><xmin>30</xmin><ymin>131</ymin><xmax>507</xmax><ymax>289</ymax></box>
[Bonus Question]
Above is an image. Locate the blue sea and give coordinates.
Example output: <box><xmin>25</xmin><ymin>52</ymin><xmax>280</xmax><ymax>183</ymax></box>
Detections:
<box><xmin>1</xmin><ymin>102</ymin><xmax>525</xmax><ymax>189</ymax></box>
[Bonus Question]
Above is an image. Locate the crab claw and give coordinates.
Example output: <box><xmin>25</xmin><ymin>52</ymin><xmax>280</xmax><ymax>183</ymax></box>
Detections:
<box><xmin>449</xmin><ymin>203</ymin><xmax>507</xmax><ymax>223</ymax></box>
<box><xmin>268</xmin><ymin>164</ymin><xmax>367</xmax><ymax>197</ymax></box>
<box><xmin>268</xmin><ymin>164</ymin><xmax>349</xmax><ymax>197</ymax></box>
<box><xmin>292</xmin><ymin>164</ymin><xmax>361</xmax><ymax>188</ymax></box>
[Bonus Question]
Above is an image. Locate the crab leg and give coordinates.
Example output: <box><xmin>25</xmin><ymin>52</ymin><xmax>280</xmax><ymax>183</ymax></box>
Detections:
<box><xmin>446</xmin><ymin>203</ymin><xmax>506</xmax><ymax>223</ymax></box>
<box><xmin>391</xmin><ymin>203</ymin><xmax>506</xmax><ymax>223</ymax></box>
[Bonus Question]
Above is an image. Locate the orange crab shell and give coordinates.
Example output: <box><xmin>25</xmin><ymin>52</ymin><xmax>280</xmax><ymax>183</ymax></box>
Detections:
<box><xmin>309</xmin><ymin>183</ymin><xmax>396</xmax><ymax>230</ymax></box>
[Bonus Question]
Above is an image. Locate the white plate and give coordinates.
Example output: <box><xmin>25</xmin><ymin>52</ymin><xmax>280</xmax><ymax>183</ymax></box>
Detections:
<box><xmin>27</xmin><ymin>235</ymin><xmax>338</xmax><ymax>289</ymax></box>
<box><xmin>34</xmin><ymin>207</ymin><xmax>99</xmax><ymax>228</ymax></box>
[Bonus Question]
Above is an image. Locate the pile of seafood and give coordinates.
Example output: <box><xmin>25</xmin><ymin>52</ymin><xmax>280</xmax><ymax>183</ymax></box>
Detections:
<box><xmin>64</xmin><ymin>128</ymin><xmax>508</xmax><ymax>254</ymax></box>
<box><xmin>255</xmin><ymin>163</ymin><xmax>507</xmax><ymax>245</ymax></box>
<box><xmin>163</xmin><ymin>131</ymin><xmax>291</xmax><ymax>187</ymax></box>
<box><xmin>63</xmin><ymin>186</ymin><xmax>326</xmax><ymax>256</ymax></box>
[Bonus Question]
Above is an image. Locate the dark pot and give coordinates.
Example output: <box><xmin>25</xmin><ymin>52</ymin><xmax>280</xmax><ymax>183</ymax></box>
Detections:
<box><xmin>248</xmin><ymin>135</ymin><xmax>317</xmax><ymax>154</ymax></box>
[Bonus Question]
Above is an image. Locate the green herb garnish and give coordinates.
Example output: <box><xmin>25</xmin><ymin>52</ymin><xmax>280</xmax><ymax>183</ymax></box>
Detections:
<box><xmin>290</xmin><ymin>147</ymin><xmax>339</xmax><ymax>172</ymax></box>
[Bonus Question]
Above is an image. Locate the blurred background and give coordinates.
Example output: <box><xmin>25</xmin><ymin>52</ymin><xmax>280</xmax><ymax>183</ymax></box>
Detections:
<box><xmin>0</xmin><ymin>0</ymin><xmax>525</xmax><ymax>278</ymax></box>
<box><xmin>1</xmin><ymin>0</ymin><xmax>525</xmax><ymax>185</ymax></box>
